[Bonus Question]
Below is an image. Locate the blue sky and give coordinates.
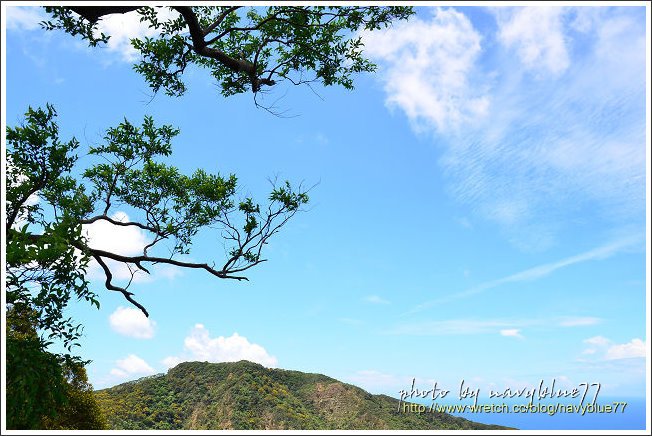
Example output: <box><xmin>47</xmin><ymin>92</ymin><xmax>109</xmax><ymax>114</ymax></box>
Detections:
<box><xmin>2</xmin><ymin>3</ymin><xmax>649</xmax><ymax>420</ymax></box>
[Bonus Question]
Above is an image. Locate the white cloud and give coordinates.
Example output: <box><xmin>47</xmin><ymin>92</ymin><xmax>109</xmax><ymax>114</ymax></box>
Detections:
<box><xmin>449</xmin><ymin>8</ymin><xmax>643</xmax><ymax>245</ymax></box>
<box><xmin>5</xmin><ymin>6</ymin><xmax>47</xmax><ymax>31</ymax></box>
<box><xmin>364</xmin><ymin>295</ymin><xmax>390</xmax><ymax>305</ymax></box>
<box><xmin>605</xmin><ymin>339</ymin><xmax>646</xmax><ymax>360</ymax></box>
<box><xmin>83</xmin><ymin>211</ymin><xmax>158</xmax><ymax>283</ymax></box>
<box><xmin>82</xmin><ymin>213</ymin><xmax>184</xmax><ymax>283</ymax></box>
<box><xmin>367</xmin><ymin>8</ymin><xmax>645</xmax><ymax>250</ymax></box>
<box><xmin>569</xmin><ymin>7</ymin><xmax>601</xmax><ymax>33</ymax></box>
<box><xmin>559</xmin><ymin>317</ymin><xmax>601</xmax><ymax>327</ymax></box>
<box><xmin>93</xmin><ymin>7</ymin><xmax>182</xmax><ymax>62</ymax></box>
<box><xmin>6</xmin><ymin>156</ymin><xmax>41</xmax><ymax>229</ymax></box>
<box><xmin>83</xmin><ymin>211</ymin><xmax>150</xmax><ymax>256</ymax></box>
<box><xmin>495</xmin><ymin>7</ymin><xmax>570</xmax><ymax>75</ymax></box>
<box><xmin>109</xmin><ymin>306</ymin><xmax>156</xmax><ymax>339</ymax></box>
<box><xmin>154</xmin><ymin>264</ymin><xmax>183</xmax><ymax>280</ymax></box>
<box><xmin>166</xmin><ymin>324</ymin><xmax>277</xmax><ymax>368</ymax></box>
<box><xmin>411</xmin><ymin>236</ymin><xmax>638</xmax><ymax>310</ymax></box>
<box><xmin>584</xmin><ymin>336</ymin><xmax>611</xmax><ymax>347</ymax></box>
<box><xmin>346</xmin><ymin>370</ymin><xmax>405</xmax><ymax>393</ymax></box>
<box><xmin>5</xmin><ymin>6</ymin><xmax>181</xmax><ymax>63</ymax></box>
<box><xmin>363</xmin><ymin>7</ymin><xmax>488</xmax><ymax>133</ymax></box>
<box><xmin>391</xmin><ymin>315</ymin><xmax>605</xmax><ymax>336</ymax></box>
<box><xmin>495</xmin><ymin>238</ymin><xmax>634</xmax><ymax>283</ymax></box>
<box><xmin>390</xmin><ymin>319</ymin><xmax>517</xmax><ymax>336</ymax></box>
<box><xmin>87</xmin><ymin>258</ymin><xmax>150</xmax><ymax>283</ymax></box>
<box><xmin>161</xmin><ymin>356</ymin><xmax>183</xmax><ymax>369</ymax></box>
<box><xmin>110</xmin><ymin>354</ymin><xmax>156</xmax><ymax>378</ymax></box>
<box><xmin>580</xmin><ymin>336</ymin><xmax>646</xmax><ymax>361</ymax></box>
<box><xmin>500</xmin><ymin>329</ymin><xmax>523</xmax><ymax>339</ymax></box>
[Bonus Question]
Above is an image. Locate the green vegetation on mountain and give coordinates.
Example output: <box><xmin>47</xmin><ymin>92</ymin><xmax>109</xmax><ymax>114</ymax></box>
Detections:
<box><xmin>95</xmin><ymin>360</ymin><xmax>509</xmax><ymax>430</ymax></box>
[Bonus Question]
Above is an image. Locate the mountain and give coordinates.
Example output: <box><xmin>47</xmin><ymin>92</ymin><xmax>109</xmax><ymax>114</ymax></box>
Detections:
<box><xmin>95</xmin><ymin>360</ymin><xmax>510</xmax><ymax>430</ymax></box>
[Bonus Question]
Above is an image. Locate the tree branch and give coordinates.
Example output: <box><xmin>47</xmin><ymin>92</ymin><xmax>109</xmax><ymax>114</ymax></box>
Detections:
<box><xmin>203</xmin><ymin>6</ymin><xmax>241</xmax><ymax>36</ymax></box>
<box><xmin>86</xmin><ymin>246</ymin><xmax>253</xmax><ymax>281</ymax></box>
<box><xmin>173</xmin><ymin>6</ymin><xmax>275</xmax><ymax>92</ymax></box>
<box><xmin>64</xmin><ymin>5</ymin><xmax>270</xmax><ymax>91</ymax></box>
<box><xmin>205</xmin><ymin>9</ymin><xmax>287</xmax><ymax>45</ymax></box>
<box><xmin>80</xmin><ymin>215</ymin><xmax>162</xmax><ymax>234</ymax></box>
<box><xmin>92</xmin><ymin>254</ymin><xmax>150</xmax><ymax>317</ymax></box>
<box><xmin>6</xmin><ymin>170</ymin><xmax>48</xmax><ymax>233</ymax></box>
<box><xmin>68</xmin><ymin>6</ymin><xmax>142</xmax><ymax>23</ymax></box>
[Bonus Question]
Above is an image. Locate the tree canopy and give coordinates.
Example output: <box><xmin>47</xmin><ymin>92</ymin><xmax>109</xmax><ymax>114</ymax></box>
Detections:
<box><xmin>42</xmin><ymin>6</ymin><xmax>414</xmax><ymax>103</ymax></box>
<box><xmin>7</xmin><ymin>104</ymin><xmax>309</xmax><ymax>322</ymax></box>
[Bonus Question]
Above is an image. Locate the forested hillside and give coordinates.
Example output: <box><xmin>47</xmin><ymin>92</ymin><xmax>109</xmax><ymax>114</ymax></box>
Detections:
<box><xmin>95</xmin><ymin>361</ymin><xmax>509</xmax><ymax>430</ymax></box>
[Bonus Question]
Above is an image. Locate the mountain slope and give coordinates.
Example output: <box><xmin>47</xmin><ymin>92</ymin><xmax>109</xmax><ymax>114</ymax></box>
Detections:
<box><xmin>95</xmin><ymin>360</ymin><xmax>509</xmax><ymax>430</ymax></box>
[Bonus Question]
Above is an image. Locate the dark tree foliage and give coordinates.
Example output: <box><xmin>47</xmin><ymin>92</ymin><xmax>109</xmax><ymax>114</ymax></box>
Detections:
<box><xmin>41</xmin><ymin>361</ymin><xmax>109</xmax><ymax>430</ymax></box>
<box><xmin>6</xmin><ymin>305</ymin><xmax>107</xmax><ymax>429</ymax></box>
<box><xmin>6</xmin><ymin>105</ymin><xmax>97</xmax><ymax>349</ymax></box>
<box><xmin>42</xmin><ymin>6</ymin><xmax>414</xmax><ymax>103</ymax></box>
